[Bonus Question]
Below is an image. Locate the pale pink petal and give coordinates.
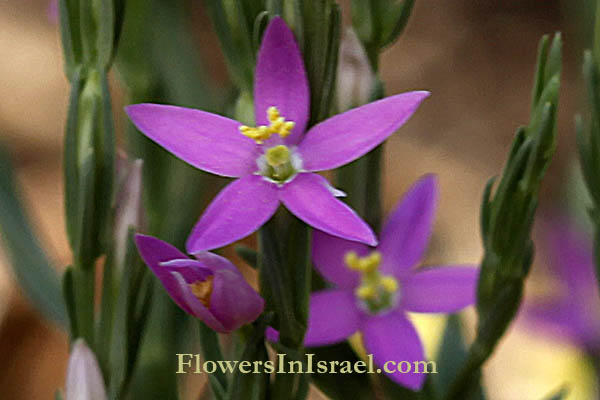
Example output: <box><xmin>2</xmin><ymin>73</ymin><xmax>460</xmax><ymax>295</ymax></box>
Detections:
<box><xmin>298</xmin><ymin>91</ymin><xmax>429</xmax><ymax>171</ymax></box>
<box><xmin>379</xmin><ymin>175</ymin><xmax>438</xmax><ymax>277</ymax></box>
<box><xmin>126</xmin><ymin>104</ymin><xmax>259</xmax><ymax>177</ymax></box>
<box><xmin>186</xmin><ymin>175</ymin><xmax>280</xmax><ymax>253</ymax></box>
<box><xmin>254</xmin><ymin>17</ymin><xmax>309</xmax><ymax>146</ymax></box>
<box><xmin>304</xmin><ymin>289</ymin><xmax>362</xmax><ymax>347</ymax></box>
<box><xmin>279</xmin><ymin>173</ymin><xmax>377</xmax><ymax>246</ymax></box>
<box><xmin>362</xmin><ymin>313</ymin><xmax>426</xmax><ymax>390</ymax></box>
<box><xmin>311</xmin><ymin>230</ymin><xmax>366</xmax><ymax>289</ymax></box>
<box><xmin>401</xmin><ymin>265</ymin><xmax>479</xmax><ymax>313</ymax></box>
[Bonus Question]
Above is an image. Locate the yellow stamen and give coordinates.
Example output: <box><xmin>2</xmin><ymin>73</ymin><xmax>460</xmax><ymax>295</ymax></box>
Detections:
<box><xmin>344</xmin><ymin>251</ymin><xmax>360</xmax><ymax>270</ymax></box>
<box><xmin>239</xmin><ymin>106</ymin><xmax>295</xmax><ymax>143</ymax></box>
<box><xmin>344</xmin><ymin>250</ymin><xmax>400</xmax><ymax>312</ymax></box>
<box><xmin>344</xmin><ymin>250</ymin><xmax>382</xmax><ymax>273</ymax></box>
<box><xmin>356</xmin><ymin>285</ymin><xmax>377</xmax><ymax>300</ymax></box>
<box><xmin>189</xmin><ymin>276</ymin><xmax>214</xmax><ymax>307</ymax></box>
<box><xmin>380</xmin><ymin>276</ymin><xmax>399</xmax><ymax>293</ymax></box>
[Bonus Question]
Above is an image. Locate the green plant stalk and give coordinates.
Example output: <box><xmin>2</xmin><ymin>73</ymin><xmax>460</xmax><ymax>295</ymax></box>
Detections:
<box><xmin>445</xmin><ymin>33</ymin><xmax>561</xmax><ymax>400</ymax></box>
<box><xmin>578</xmin><ymin>0</ymin><xmax>600</xmax><ymax>296</ymax></box>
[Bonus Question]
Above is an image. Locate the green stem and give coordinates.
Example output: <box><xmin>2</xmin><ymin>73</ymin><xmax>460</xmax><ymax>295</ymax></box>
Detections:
<box><xmin>199</xmin><ymin>322</ymin><xmax>228</xmax><ymax>397</ymax></box>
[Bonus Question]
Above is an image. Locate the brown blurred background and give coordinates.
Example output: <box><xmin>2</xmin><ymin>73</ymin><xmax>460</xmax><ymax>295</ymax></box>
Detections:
<box><xmin>0</xmin><ymin>0</ymin><xmax>594</xmax><ymax>398</ymax></box>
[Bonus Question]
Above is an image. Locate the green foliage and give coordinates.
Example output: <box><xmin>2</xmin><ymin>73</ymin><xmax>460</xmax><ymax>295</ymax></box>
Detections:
<box><xmin>445</xmin><ymin>33</ymin><xmax>562</xmax><ymax>400</ymax></box>
<box><xmin>0</xmin><ymin>145</ymin><xmax>67</xmax><ymax>325</ymax></box>
<box><xmin>351</xmin><ymin>0</ymin><xmax>415</xmax><ymax>67</ymax></box>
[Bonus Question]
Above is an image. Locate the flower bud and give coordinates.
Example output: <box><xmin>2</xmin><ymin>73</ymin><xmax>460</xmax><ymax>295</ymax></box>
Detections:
<box><xmin>114</xmin><ymin>153</ymin><xmax>144</xmax><ymax>269</ymax></box>
<box><xmin>65</xmin><ymin>339</ymin><xmax>107</xmax><ymax>400</ymax></box>
<box><xmin>336</xmin><ymin>28</ymin><xmax>375</xmax><ymax>112</ymax></box>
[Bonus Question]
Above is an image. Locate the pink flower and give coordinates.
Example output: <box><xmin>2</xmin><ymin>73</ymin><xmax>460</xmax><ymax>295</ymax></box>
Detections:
<box><xmin>126</xmin><ymin>17</ymin><xmax>428</xmax><ymax>253</ymax></box>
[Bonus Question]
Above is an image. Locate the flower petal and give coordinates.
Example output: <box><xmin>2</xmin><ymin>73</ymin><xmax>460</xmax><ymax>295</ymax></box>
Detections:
<box><xmin>280</xmin><ymin>173</ymin><xmax>377</xmax><ymax>246</ymax></box>
<box><xmin>126</xmin><ymin>103</ymin><xmax>258</xmax><ymax>177</ymax></box>
<box><xmin>186</xmin><ymin>175</ymin><xmax>280</xmax><ymax>253</ymax></box>
<box><xmin>544</xmin><ymin>219</ymin><xmax>597</xmax><ymax>294</ymax></box>
<box><xmin>304</xmin><ymin>289</ymin><xmax>362</xmax><ymax>347</ymax></box>
<box><xmin>66</xmin><ymin>339</ymin><xmax>108</xmax><ymax>400</ymax></box>
<box><xmin>379</xmin><ymin>175</ymin><xmax>438</xmax><ymax>277</ymax></box>
<box><xmin>209</xmin><ymin>268</ymin><xmax>265</xmax><ymax>331</ymax></box>
<box><xmin>254</xmin><ymin>17</ymin><xmax>309</xmax><ymax>146</ymax></box>
<box><xmin>134</xmin><ymin>234</ymin><xmax>226</xmax><ymax>331</ymax></box>
<box><xmin>401</xmin><ymin>265</ymin><xmax>479</xmax><ymax>313</ymax></box>
<box><xmin>171</xmin><ymin>272</ymin><xmax>227</xmax><ymax>332</ymax></box>
<box><xmin>312</xmin><ymin>230</ymin><xmax>367</xmax><ymax>289</ymax></box>
<box><xmin>298</xmin><ymin>91</ymin><xmax>429</xmax><ymax>171</ymax></box>
<box><xmin>362</xmin><ymin>313</ymin><xmax>426</xmax><ymax>390</ymax></box>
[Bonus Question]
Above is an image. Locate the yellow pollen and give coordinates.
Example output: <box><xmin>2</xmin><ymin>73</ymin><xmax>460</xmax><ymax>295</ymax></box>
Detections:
<box><xmin>380</xmin><ymin>276</ymin><xmax>399</xmax><ymax>293</ymax></box>
<box><xmin>344</xmin><ymin>250</ymin><xmax>382</xmax><ymax>273</ymax></box>
<box><xmin>356</xmin><ymin>285</ymin><xmax>377</xmax><ymax>300</ymax></box>
<box><xmin>188</xmin><ymin>276</ymin><xmax>214</xmax><ymax>307</ymax></box>
<box><xmin>239</xmin><ymin>106</ymin><xmax>295</xmax><ymax>143</ymax></box>
<box><xmin>265</xmin><ymin>145</ymin><xmax>291</xmax><ymax>167</ymax></box>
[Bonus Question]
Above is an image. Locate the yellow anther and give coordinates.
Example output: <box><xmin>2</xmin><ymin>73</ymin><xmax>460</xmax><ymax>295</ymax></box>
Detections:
<box><xmin>267</xmin><ymin>106</ymin><xmax>280</xmax><ymax>122</ymax></box>
<box><xmin>356</xmin><ymin>285</ymin><xmax>377</xmax><ymax>300</ymax></box>
<box><xmin>380</xmin><ymin>276</ymin><xmax>399</xmax><ymax>293</ymax></box>
<box><xmin>280</xmin><ymin>121</ymin><xmax>295</xmax><ymax>138</ymax></box>
<box><xmin>239</xmin><ymin>107</ymin><xmax>295</xmax><ymax>143</ymax></box>
<box><xmin>344</xmin><ymin>251</ymin><xmax>360</xmax><ymax>270</ymax></box>
<box><xmin>189</xmin><ymin>276</ymin><xmax>214</xmax><ymax>307</ymax></box>
<box><xmin>265</xmin><ymin>145</ymin><xmax>291</xmax><ymax>167</ymax></box>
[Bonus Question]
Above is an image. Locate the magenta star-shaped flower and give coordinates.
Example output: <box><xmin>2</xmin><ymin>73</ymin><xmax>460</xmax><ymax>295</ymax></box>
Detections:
<box><xmin>302</xmin><ymin>175</ymin><xmax>479</xmax><ymax>389</ymax></box>
<box><xmin>126</xmin><ymin>17</ymin><xmax>428</xmax><ymax>253</ymax></box>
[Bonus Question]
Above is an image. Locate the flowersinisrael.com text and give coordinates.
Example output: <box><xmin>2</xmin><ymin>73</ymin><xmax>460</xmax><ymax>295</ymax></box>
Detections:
<box><xmin>176</xmin><ymin>353</ymin><xmax>437</xmax><ymax>375</ymax></box>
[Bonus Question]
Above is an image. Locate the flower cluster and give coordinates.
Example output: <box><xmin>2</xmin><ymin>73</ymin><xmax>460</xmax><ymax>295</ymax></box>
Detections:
<box><xmin>127</xmin><ymin>17</ymin><xmax>477</xmax><ymax>390</ymax></box>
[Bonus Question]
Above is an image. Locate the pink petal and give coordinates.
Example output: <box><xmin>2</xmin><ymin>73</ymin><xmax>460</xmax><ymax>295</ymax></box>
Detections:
<box><xmin>126</xmin><ymin>104</ymin><xmax>259</xmax><ymax>178</ymax></box>
<box><xmin>401</xmin><ymin>265</ymin><xmax>479</xmax><ymax>313</ymax></box>
<box><xmin>254</xmin><ymin>17</ymin><xmax>309</xmax><ymax>146</ymax></box>
<box><xmin>209</xmin><ymin>268</ymin><xmax>265</xmax><ymax>332</ymax></box>
<box><xmin>186</xmin><ymin>175</ymin><xmax>280</xmax><ymax>253</ymax></box>
<box><xmin>280</xmin><ymin>173</ymin><xmax>377</xmax><ymax>246</ymax></box>
<box><xmin>298</xmin><ymin>91</ymin><xmax>429</xmax><ymax>171</ymax></box>
<box><xmin>171</xmin><ymin>272</ymin><xmax>228</xmax><ymax>332</ymax></box>
<box><xmin>379</xmin><ymin>175</ymin><xmax>438</xmax><ymax>277</ymax></box>
<box><xmin>311</xmin><ymin>230</ymin><xmax>366</xmax><ymax>289</ymax></box>
<box><xmin>134</xmin><ymin>235</ymin><xmax>226</xmax><ymax>332</ymax></box>
<box><xmin>362</xmin><ymin>313</ymin><xmax>426</xmax><ymax>390</ymax></box>
<box><xmin>544</xmin><ymin>219</ymin><xmax>597</xmax><ymax>294</ymax></box>
<box><xmin>304</xmin><ymin>289</ymin><xmax>362</xmax><ymax>347</ymax></box>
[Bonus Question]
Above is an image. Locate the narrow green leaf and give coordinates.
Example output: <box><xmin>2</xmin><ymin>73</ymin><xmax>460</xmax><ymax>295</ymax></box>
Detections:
<box><xmin>198</xmin><ymin>322</ymin><xmax>228</xmax><ymax>398</ymax></box>
<box><xmin>0</xmin><ymin>144</ymin><xmax>67</xmax><ymax>326</ymax></box>
<box><xmin>435</xmin><ymin>316</ymin><xmax>485</xmax><ymax>400</ymax></box>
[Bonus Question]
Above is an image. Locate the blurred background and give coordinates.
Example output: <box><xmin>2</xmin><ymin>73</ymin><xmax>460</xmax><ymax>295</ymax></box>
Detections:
<box><xmin>0</xmin><ymin>0</ymin><xmax>597</xmax><ymax>398</ymax></box>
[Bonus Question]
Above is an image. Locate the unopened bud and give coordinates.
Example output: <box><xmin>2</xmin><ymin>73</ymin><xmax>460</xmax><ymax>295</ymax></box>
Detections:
<box><xmin>336</xmin><ymin>28</ymin><xmax>375</xmax><ymax>111</ymax></box>
<box><xmin>65</xmin><ymin>339</ymin><xmax>107</xmax><ymax>400</ymax></box>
